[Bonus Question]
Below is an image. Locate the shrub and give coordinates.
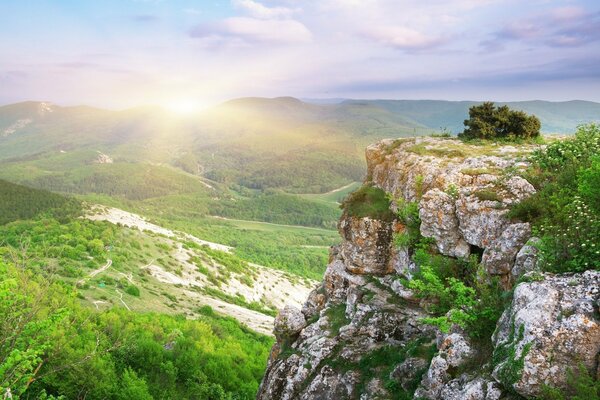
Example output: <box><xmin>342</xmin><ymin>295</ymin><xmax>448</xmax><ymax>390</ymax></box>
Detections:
<box><xmin>341</xmin><ymin>184</ymin><xmax>395</xmax><ymax>221</ymax></box>
<box><xmin>459</xmin><ymin>102</ymin><xmax>540</xmax><ymax>141</ymax></box>
<box><xmin>125</xmin><ymin>284</ymin><xmax>141</xmax><ymax>297</ymax></box>
<box><xmin>512</xmin><ymin>124</ymin><xmax>600</xmax><ymax>272</ymax></box>
<box><xmin>541</xmin><ymin>362</ymin><xmax>600</xmax><ymax>400</ymax></box>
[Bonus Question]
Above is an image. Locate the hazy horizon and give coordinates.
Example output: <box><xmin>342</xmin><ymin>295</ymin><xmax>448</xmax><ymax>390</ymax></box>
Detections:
<box><xmin>3</xmin><ymin>96</ymin><xmax>600</xmax><ymax>114</ymax></box>
<box><xmin>2</xmin><ymin>0</ymin><xmax>600</xmax><ymax>111</ymax></box>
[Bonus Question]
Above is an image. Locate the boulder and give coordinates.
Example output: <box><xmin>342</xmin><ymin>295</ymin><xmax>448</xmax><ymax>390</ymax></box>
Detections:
<box><xmin>510</xmin><ymin>238</ymin><xmax>540</xmax><ymax>281</ymax></box>
<box><xmin>338</xmin><ymin>216</ymin><xmax>395</xmax><ymax>275</ymax></box>
<box><xmin>492</xmin><ymin>270</ymin><xmax>600</xmax><ymax>398</ymax></box>
<box><xmin>419</xmin><ymin>189</ymin><xmax>470</xmax><ymax>258</ymax></box>
<box><xmin>482</xmin><ymin>223</ymin><xmax>531</xmax><ymax>283</ymax></box>
<box><xmin>274</xmin><ymin>306</ymin><xmax>307</xmax><ymax>338</ymax></box>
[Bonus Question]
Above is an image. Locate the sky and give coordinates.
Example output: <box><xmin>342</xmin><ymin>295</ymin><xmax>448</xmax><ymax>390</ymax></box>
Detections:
<box><xmin>1</xmin><ymin>0</ymin><xmax>600</xmax><ymax>109</ymax></box>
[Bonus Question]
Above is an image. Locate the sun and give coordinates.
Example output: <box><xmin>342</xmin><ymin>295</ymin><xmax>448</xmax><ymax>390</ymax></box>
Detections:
<box><xmin>163</xmin><ymin>99</ymin><xmax>205</xmax><ymax>115</ymax></box>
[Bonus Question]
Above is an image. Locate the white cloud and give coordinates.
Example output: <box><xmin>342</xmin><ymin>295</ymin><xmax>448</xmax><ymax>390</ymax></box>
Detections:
<box><xmin>190</xmin><ymin>17</ymin><xmax>311</xmax><ymax>44</ymax></box>
<box><xmin>232</xmin><ymin>0</ymin><xmax>298</xmax><ymax>19</ymax></box>
<box><xmin>363</xmin><ymin>26</ymin><xmax>446</xmax><ymax>50</ymax></box>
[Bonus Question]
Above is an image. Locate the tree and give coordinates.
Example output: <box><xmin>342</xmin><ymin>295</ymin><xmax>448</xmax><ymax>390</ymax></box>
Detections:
<box><xmin>459</xmin><ymin>102</ymin><xmax>540</xmax><ymax>140</ymax></box>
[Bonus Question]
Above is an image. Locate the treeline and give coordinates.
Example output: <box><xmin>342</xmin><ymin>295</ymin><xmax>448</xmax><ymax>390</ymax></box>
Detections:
<box><xmin>200</xmin><ymin>147</ymin><xmax>365</xmax><ymax>193</ymax></box>
<box><xmin>23</xmin><ymin>163</ymin><xmax>208</xmax><ymax>201</ymax></box>
<box><xmin>0</xmin><ymin>179</ymin><xmax>81</xmax><ymax>224</ymax></box>
<box><xmin>0</xmin><ymin>261</ymin><xmax>272</xmax><ymax>399</ymax></box>
<box><xmin>208</xmin><ymin>192</ymin><xmax>340</xmax><ymax>229</ymax></box>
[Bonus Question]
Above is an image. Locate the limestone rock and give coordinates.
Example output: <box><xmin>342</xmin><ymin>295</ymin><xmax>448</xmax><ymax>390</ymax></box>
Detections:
<box><xmin>456</xmin><ymin>196</ymin><xmax>509</xmax><ymax>249</ymax></box>
<box><xmin>274</xmin><ymin>306</ymin><xmax>306</xmax><ymax>339</ymax></box>
<box><xmin>482</xmin><ymin>223</ymin><xmax>531</xmax><ymax>278</ymax></box>
<box><xmin>419</xmin><ymin>189</ymin><xmax>470</xmax><ymax>258</ymax></box>
<box><xmin>416</xmin><ymin>330</ymin><xmax>476</xmax><ymax>399</ymax></box>
<box><xmin>510</xmin><ymin>238</ymin><xmax>540</xmax><ymax>281</ymax></box>
<box><xmin>302</xmin><ymin>288</ymin><xmax>326</xmax><ymax>320</ymax></box>
<box><xmin>338</xmin><ymin>215</ymin><xmax>395</xmax><ymax>275</ymax></box>
<box><xmin>492</xmin><ymin>270</ymin><xmax>600</xmax><ymax>398</ymax></box>
<box><xmin>390</xmin><ymin>357</ymin><xmax>430</xmax><ymax>391</ymax></box>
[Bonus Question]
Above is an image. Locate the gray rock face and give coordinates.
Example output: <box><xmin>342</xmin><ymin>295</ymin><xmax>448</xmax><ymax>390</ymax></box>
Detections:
<box><xmin>455</xmin><ymin>196</ymin><xmax>509</xmax><ymax>250</ymax></box>
<box><xmin>257</xmin><ymin>243</ymin><xmax>435</xmax><ymax>400</ymax></box>
<box><xmin>338</xmin><ymin>216</ymin><xmax>395</xmax><ymax>275</ymax></box>
<box><xmin>482</xmin><ymin>223</ymin><xmax>531</xmax><ymax>286</ymax></box>
<box><xmin>366</xmin><ymin>137</ymin><xmax>537</xmax><ymax>284</ymax></box>
<box><xmin>492</xmin><ymin>270</ymin><xmax>600</xmax><ymax>398</ymax></box>
<box><xmin>274</xmin><ymin>306</ymin><xmax>307</xmax><ymax>339</ymax></box>
<box><xmin>511</xmin><ymin>238</ymin><xmax>540</xmax><ymax>281</ymax></box>
<box><xmin>419</xmin><ymin>189</ymin><xmax>470</xmax><ymax>258</ymax></box>
<box><xmin>259</xmin><ymin>137</ymin><xmax>597</xmax><ymax>400</ymax></box>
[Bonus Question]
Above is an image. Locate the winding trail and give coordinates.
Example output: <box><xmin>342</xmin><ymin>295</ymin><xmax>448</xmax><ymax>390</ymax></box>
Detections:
<box><xmin>324</xmin><ymin>181</ymin><xmax>358</xmax><ymax>194</ymax></box>
<box><xmin>115</xmin><ymin>290</ymin><xmax>131</xmax><ymax>311</ymax></box>
<box><xmin>77</xmin><ymin>259</ymin><xmax>112</xmax><ymax>286</ymax></box>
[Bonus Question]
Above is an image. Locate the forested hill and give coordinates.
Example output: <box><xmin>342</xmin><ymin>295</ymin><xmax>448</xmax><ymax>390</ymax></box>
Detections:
<box><xmin>1</xmin><ymin>98</ymin><xmax>598</xmax><ymax>195</ymax></box>
<box><xmin>339</xmin><ymin>99</ymin><xmax>600</xmax><ymax>134</ymax></box>
<box><xmin>0</xmin><ymin>179</ymin><xmax>81</xmax><ymax>224</ymax></box>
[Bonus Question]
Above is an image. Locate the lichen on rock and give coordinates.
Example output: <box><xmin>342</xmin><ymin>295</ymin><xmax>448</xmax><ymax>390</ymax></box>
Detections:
<box><xmin>258</xmin><ymin>137</ymin><xmax>598</xmax><ymax>400</ymax></box>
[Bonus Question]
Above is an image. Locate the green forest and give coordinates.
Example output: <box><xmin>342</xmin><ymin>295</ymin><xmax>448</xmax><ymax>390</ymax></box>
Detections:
<box><xmin>0</xmin><ymin>183</ymin><xmax>274</xmax><ymax>399</ymax></box>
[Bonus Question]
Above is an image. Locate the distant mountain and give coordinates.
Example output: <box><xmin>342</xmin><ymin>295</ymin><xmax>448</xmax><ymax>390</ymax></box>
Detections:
<box><xmin>343</xmin><ymin>99</ymin><xmax>600</xmax><ymax>133</ymax></box>
<box><xmin>0</xmin><ymin>97</ymin><xmax>598</xmax><ymax>195</ymax></box>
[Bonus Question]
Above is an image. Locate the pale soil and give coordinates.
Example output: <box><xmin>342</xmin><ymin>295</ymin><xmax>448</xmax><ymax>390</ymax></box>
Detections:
<box><xmin>86</xmin><ymin>205</ymin><xmax>319</xmax><ymax>335</ymax></box>
<box><xmin>87</xmin><ymin>205</ymin><xmax>231</xmax><ymax>252</ymax></box>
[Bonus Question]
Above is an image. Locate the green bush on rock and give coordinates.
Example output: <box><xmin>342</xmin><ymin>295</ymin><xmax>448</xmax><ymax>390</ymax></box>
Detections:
<box><xmin>459</xmin><ymin>102</ymin><xmax>541</xmax><ymax>141</ymax></box>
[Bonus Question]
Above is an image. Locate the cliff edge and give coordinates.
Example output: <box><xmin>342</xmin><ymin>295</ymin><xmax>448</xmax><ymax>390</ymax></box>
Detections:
<box><xmin>257</xmin><ymin>137</ymin><xmax>600</xmax><ymax>400</ymax></box>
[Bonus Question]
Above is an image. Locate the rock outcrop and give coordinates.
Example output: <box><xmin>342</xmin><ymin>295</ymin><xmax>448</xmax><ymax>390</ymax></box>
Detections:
<box><xmin>258</xmin><ymin>137</ymin><xmax>599</xmax><ymax>400</ymax></box>
<box><xmin>492</xmin><ymin>270</ymin><xmax>600</xmax><ymax>398</ymax></box>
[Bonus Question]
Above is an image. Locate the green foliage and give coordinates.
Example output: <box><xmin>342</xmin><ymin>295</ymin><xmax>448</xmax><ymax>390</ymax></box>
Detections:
<box><xmin>492</xmin><ymin>324</ymin><xmax>532</xmax><ymax>390</ymax></box>
<box><xmin>324</xmin><ymin>304</ymin><xmax>350</xmax><ymax>337</ymax></box>
<box><xmin>578</xmin><ymin>155</ymin><xmax>600</xmax><ymax>213</ymax></box>
<box><xmin>208</xmin><ymin>192</ymin><xmax>340</xmax><ymax>229</ymax></box>
<box><xmin>409</xmin><ymin>266</ymin><xmax>476</xmax><ymax>332</ymax></box>
<box><xmin>341</xmin><ymin>184</ymin><xmax>395</xmax><ymax>221</ymax></box>
<box><xmin>409</xmin><ymin>258</ymin><xmax>505</xmax><ymax>340</ymax></box>
<box><xmin>394</xmin><ymin>200</ymin><xmax>422</xmax><ymax>248</ymax></box>
<box><xmin>117</xmin><ymin>368</ymin><xmax>153</xmax><ymax>400</ymax></box>
<box><xmin>199</xmin><ymin>287</ymin><xmax>276</xmax><ymax>317</ymax></box>
<box><xmin>0</xmin><ymin>179</ymin><xmax>81</xmax><ymax>225</ymax></box>
<box><xmin>124</xmin><ymin>284</ymin><xmax>141</xmax><ymax>297</ymax></box>
<box><xmin>512</xmin><ymin>124</ymin><xmax>600</xmax><ymax>272</ymax></box>
<box><xmin>355</xmin><ymin>339</ymin><xmax>436</xmax><ymax>399</ymax></box>
<box><xmin>459</xmin><ymin>102</ymin><xmax>540</xmax><ymax>141</ymax></box>
<box><xmin>0</xmin><ymin>264</ymin><xmax>71</xmax><ymax>397</ymax></box>
<box><xmin>0</xmin><ymin>262</ymin><xmax>273</xmax><ymax>400</ymax></box>
<box><xmin>541</xmin><ymin>363</ymin><xmax>600</xmax><ymax>400</ymax></box>
<box><xmin>445</xmin><ymin>184</ymin><xmax>459</xmax><ymax>199</ymax></box>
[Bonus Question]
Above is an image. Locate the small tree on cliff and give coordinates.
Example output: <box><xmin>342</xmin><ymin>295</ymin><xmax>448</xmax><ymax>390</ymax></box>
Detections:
<box><xmin>459</xmin><ymin>102</ymin><xmax>541</xmax><ymax>140</ymax></box>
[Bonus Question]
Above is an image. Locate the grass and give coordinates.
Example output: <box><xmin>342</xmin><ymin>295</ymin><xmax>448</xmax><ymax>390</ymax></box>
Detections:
<box><xmin>473</xmin><ymin>189</ymin><xmax>502</xmax><ymax>202</ymax></box>
<box><xmin>341</xmin><ymin>184</ymin><xmax>395</xmax><ymax>221</ymax></box>
<box><xmin>298</xmin><ymin>181</ymin><xmax>363</xmax><ymax>205</ymax></box>
<box><xmin>461</xmin><ymin>167</ymin><xmax>499</xmax><ymax>176</ymax></box>
<box><xmin>324</xmin><ymin>303</ymin><xmax>350</xmax><ymax>337</ymax></box>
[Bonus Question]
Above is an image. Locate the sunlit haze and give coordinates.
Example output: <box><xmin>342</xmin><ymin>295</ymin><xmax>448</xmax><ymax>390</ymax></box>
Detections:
<box><xmin>1</xmin><ymin>0</ymin><xmax>600</xmax><ymax>109</ymax></box>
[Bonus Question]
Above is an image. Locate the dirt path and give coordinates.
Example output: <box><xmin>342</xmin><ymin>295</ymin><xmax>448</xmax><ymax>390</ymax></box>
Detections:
<box><xmin>210</xmin><ymin>215</ymin><xmax>333</xmax><ymax>232</ymax></box>
<box><xmin>325</xmin><ymin>181</ymin><xmax>358</xmax><ymax>194</ymax></box>
<box><xmin>77</xmin><ymin>259</ymin><xmax>112</xmax><ymax>286</ymax></box>
<box><xmin>116</xmin><ymin>289</ymin><xmax>131</xmax><ymax>311</ymax></box>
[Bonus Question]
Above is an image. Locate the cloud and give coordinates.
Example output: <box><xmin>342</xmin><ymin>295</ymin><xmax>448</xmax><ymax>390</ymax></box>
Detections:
<box><xmin>486</xmin><ymin>7</ymin><xmax>600</xmax><ymax>49</ymax></box>
<box><xmin>232</xmin><ymin>0</ymin><xmax>297</xmax><ymax>19</ymax></box>
<box><xmin>363</xmin><ymin>26</ymin><xmax>446</xmax><ymax>50</ymax></box>
<box><xmin>190</xmin><ymin>17</ymin><xmax>311</xmax><ymax>45</ymax></box>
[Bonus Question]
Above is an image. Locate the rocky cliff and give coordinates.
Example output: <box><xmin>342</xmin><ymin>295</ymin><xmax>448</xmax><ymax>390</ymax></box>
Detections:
<box><xmin>257</xmin><ymin>137</ymin><xmax>600</xmax><ymax>400</ymax></box>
